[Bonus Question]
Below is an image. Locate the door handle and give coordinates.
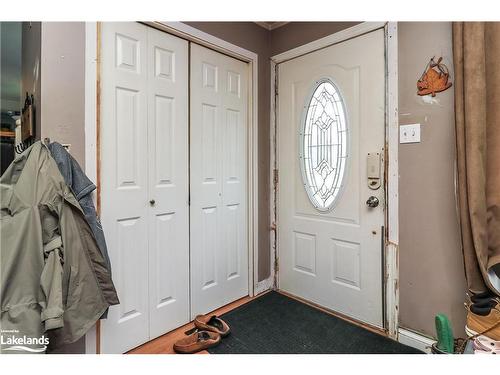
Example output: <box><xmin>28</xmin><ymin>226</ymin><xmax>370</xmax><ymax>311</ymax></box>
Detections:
<box><xmin>366</xmin><ymin>196</ymin><xmax>379</xmax><ymax>208</ymax></box>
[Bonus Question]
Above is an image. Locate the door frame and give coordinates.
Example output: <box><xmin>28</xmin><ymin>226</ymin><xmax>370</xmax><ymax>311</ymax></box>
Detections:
<box><xmin>84</xmin><ymin>21</ymin><xmax>260</xmax><ymax>353</ymax></box>
<box><xmin>270</xmin><ymin>22</ymin><xmax>399</xmax><ymax>339</ymax></box>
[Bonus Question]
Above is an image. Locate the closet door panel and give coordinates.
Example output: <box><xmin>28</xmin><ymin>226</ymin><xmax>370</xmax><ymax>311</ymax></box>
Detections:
<box><xmin>101</xmin><ymin>23</ymin><xmax>189</xmax><ymax>353</ymax></box>
<box><xmin>190</xmin><ymin>44</ymin><xmax>249</xmax><ymax>317</ymax></box>
<box><xmin>221</xmin><ymin>60</ymin><xmax>247</xmax><ymax>287</ymax></box>
<box><xmin>101</xmin><ymin>22</ymin><xmax>149</xmax><ymax>354</ymax></box>
<box><xmin>146</xmin><ymin>26</ymin><xmax>189</xmax><ymax>340</ymax></box>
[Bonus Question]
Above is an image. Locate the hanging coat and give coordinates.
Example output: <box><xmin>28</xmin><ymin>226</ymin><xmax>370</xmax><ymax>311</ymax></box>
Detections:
<box><xmin>0</xmin><ymin>142</ymin><xmax>118</xmax><ymax>351</ymax></box>
<box><xmin>48</xmin><ymin>142</ymin><xmax>115</xmax><ymax>318</ymax></box>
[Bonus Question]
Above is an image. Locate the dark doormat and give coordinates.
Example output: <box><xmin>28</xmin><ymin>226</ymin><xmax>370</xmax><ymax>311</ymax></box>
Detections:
<box><xmin>207</xmin><ymin>291</ymin><xmax>423</xmax><ymax>354</ymax></box>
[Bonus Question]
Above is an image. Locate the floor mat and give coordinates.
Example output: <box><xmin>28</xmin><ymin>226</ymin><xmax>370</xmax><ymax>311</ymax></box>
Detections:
<box><xmin>207</xmin><ymin>291</ymin><xmax>423</xmax><ymax>354</ymax></box>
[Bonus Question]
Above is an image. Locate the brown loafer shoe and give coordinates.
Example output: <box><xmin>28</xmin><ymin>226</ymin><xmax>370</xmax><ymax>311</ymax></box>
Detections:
<box><xmin>194</xmin><ymin>314</ymin><xmax>231</xmax><ymax>337</ymax></box>
<box><xmin>173</xmin><ymin>330</ymin><xmax>221</xmax><ymax>354</ymax></box>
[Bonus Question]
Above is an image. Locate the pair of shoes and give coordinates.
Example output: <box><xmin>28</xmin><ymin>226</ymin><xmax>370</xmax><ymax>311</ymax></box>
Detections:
<box><xmin>465</xmin><ymin>294</ymin><xmax>500</xmax><ymax>342</ymax></box>
<box><xmin>173</xmin><ymin>314</ymin><xmax>230</xmax><ymax>354</ymax></box>
<box><xmin>472</xmin><ymin>335</ymin><xmax>500</xmax><ymax>354</ymax></box>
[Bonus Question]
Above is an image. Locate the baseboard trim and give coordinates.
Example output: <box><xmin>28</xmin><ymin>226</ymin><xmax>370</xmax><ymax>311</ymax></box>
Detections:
<box><xmin>398</xmin><ymin>328</ymin><xmax>435</xmax><ymax>353</ymax></box>
<box><xmin>255</xmin><ymin>277</ymin><xmax>274</xmax><ymax>295</ymax></box>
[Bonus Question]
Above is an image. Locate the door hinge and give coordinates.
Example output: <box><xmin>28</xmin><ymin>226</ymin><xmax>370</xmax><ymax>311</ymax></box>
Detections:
<box><xmin>273</xmin><ymin>169</ymin><xmax>279</xmax><ymax>187</ymax></box>
<box><xmin>274</xmin><ymin>257</ymin><xmax>279</xmax><ymax>273</ymax></box>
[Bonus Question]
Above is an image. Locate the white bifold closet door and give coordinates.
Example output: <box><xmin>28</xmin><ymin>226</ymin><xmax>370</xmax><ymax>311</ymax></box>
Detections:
<box><xmin>189</xmin><ymin>44</ymin><xmax>249</xmax><ymax>317</ymax></box>
<box><xmin>100</xmin><ymin>23</ymin><xmax>189</xmax><ymax>354</ymax></box>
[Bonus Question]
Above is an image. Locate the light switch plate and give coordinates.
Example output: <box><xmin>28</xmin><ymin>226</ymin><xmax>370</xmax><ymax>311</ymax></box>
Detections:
<box><xmin>400</xmin><ymin>123</ymin><xmax>421</xmax><ymax>144</ymax></box>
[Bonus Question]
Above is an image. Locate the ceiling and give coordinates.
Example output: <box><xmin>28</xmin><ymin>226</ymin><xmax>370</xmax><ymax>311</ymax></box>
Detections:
<box><xmin>254</xmin><ymin>22</ymin><xmax>289</xmax><ymax>31</ymax></box>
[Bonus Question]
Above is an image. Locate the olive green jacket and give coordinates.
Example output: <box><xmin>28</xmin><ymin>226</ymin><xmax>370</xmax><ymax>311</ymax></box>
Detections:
<box><xmin>1</xmin><ymin>142</ymin><xmax>118</xmax><ymax>350</ymax></box>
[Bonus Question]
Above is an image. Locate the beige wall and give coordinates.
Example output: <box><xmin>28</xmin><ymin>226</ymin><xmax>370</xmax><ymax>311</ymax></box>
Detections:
<box><xmin>270</xmin><ymin>22</ymin><xmax>360</xmax><ymax>56</ymax></box>
<box><xmin>37</xmin><ymin>22</ymin><xmax>467</xmax><ymax>347</ymax></box>
<box><xmin>40</xmin><ymin>22</ymin><xmax>86</xmax><ymax>167</ymax></box>
<box><xmin>398</xmin><ymin>22</ymin><xmax>466</xmax><ymax>337</ymax></box>
<box><xmin>39</xmin><ymin>22</ymin><xmax>87</xmax><ymax>354</ymax></box>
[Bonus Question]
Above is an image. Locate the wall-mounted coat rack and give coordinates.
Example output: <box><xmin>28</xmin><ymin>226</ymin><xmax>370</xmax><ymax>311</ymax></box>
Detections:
<box><xmin>15</xmin><ymin>92</ymin><xmax>36</xmax><ymax>154</ymax></box>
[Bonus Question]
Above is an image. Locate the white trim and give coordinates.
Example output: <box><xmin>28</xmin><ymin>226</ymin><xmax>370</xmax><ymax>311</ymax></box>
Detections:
<box><xmin>385</xmin><ymin>22</ymin><xmax>399</xmax><ymax>339</ymax></box>
<box><xmin>271</xmin><ymin>22</ymin><xmax>386</xmax><ymax>64</ymax></box>
<box><xmin>84</xmin><ymin>22</ymin><xmax>97</xmax><ymax>184</ymax></box>
<box><xmin>250</xmin><ymin>56</ymin><xmax>259</xmax><ymax>297</ymax></box>
<box><xmin>85</xmin><ymin>21</ymin><xmax>260</xmax><ymax>303</ymax></box>
<box><xmin>398</xmin><ymin>328</ymin><xmax>435</xmax><ymax>354</ymax></box>
<box><xmin>269</xmin><ymin>60</ymin><xmax>277</xmax><ymax>290</ymax></box>
<box><xmin>255</xmin><ymin>277</ymin><xmax>274</xmax><ymax>295</ymax></box>
<box><xmin>84</xmin><ymin>324</ymin><xmax>97</xmax><ymax>355</ymax></box>
<box><xmin>84</xmin><ymin>21</ymin><xmax>97</xmax><ymax>355</ymax></box>
<box><xmin>270</xmin><ymin>22</ymin><xmax>399</xmax><ymax>336</ymax></box>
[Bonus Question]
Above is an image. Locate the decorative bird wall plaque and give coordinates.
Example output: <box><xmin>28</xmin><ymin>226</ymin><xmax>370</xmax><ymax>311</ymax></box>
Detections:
<box><xmin>417</xmin><ymin>57</ymin><xmax>452</xmax><ymax>97</ymax></box>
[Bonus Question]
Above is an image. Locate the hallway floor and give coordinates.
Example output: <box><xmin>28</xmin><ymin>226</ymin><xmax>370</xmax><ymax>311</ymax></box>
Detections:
<box><xmin>128</xmin><ymin>290</ymin><xmax>422</xmax><ymax>354</ymax></box>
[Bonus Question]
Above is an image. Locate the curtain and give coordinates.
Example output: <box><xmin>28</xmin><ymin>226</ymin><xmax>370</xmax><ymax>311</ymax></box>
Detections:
<box><xmin>453</xmin><ymin>22</ymin><xmax>500</xmax><ymax>296</ymax></box>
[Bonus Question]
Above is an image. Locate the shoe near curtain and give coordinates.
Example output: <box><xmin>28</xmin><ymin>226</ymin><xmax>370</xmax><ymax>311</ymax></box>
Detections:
<box><xmin>453</xmin><ymin>22</ymin><xmax>500</xmax><ymax>297</ymax></box>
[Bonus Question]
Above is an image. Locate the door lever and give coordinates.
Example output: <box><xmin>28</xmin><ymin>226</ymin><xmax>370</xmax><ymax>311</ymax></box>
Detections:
<box><xmin>366</xmin><ymin>196</ymin><xmax>379</xmax><ymax>208</ymax></box>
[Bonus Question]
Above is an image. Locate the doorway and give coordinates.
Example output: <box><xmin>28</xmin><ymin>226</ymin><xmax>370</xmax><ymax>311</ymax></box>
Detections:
<box><xmin>274</xmin><ymin>25</ymin><xmax>395</xmax><ymax>330</ymax></box>
<box><xmin>97</xmin><ymin>22</ymin><xmax>254</xmax><ymax>353</ymax></box>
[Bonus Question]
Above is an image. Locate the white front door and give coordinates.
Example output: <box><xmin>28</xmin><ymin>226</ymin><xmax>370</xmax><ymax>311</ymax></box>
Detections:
<box><xmin>277</xmin><ymin>29</ymin><xmax>385</xmax><ymax>327</ymax></box>
<box><xmin>100</xmin><ymin>22</ymin><xmax>189</xmax><ymax>353</ymax></box>
<box><xmin>189</xmin><ymin>44</ymin><xmax>249</xmax><ymax>316</ymax></box>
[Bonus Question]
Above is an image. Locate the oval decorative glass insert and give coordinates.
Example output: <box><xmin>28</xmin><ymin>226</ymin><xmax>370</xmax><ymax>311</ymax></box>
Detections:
<box><xmin>300</xmin><ymin>79</ymin><xmax>348</xmax><ymax>211</ymax></box>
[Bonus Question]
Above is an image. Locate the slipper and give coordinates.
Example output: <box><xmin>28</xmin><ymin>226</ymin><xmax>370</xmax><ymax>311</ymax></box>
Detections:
<box><xmin>173</xmin><ymin>330</ymin><xmax>221</xmax><ymax>354</ymax></box>
<box><xmin>194</xmin><ymin>314</ymin><xmax>231</xmax><ymax>337</ymax></box>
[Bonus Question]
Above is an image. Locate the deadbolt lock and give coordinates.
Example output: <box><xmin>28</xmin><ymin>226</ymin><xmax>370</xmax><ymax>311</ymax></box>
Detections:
<box><xmin>367</xmin><ymin>152</ymin><xmax>381</xmax><ymax>190</ymax></box>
